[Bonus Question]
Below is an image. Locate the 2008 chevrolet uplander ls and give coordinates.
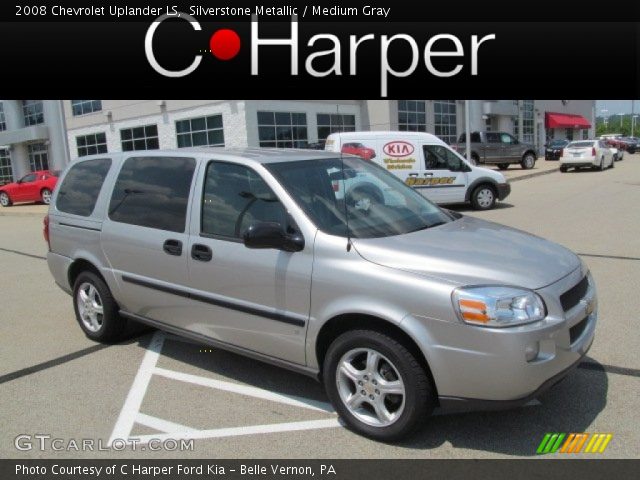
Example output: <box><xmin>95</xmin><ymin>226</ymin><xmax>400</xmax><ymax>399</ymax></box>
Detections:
<box><xmin>46</xmin><ymin>149</ymin><xmax>597</xmax><ymax>440</ymax></box>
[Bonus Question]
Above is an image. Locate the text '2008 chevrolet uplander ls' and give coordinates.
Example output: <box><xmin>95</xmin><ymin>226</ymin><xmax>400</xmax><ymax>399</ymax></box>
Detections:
<box><xmin>46</xmin><ymin>149</ymin><xmax>597</xmax><ymax>440</ymax></box>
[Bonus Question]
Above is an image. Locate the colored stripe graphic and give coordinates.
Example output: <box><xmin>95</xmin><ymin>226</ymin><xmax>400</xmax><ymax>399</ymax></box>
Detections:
<box><xmin>537</xmin><ymin>433</ymin><xmax>565</xmax><ymax>454</ymax></box>
<box><xmin>539</xmin><ymin>433</ymin><xmax>613</xmax><ymax>454</ymax></box>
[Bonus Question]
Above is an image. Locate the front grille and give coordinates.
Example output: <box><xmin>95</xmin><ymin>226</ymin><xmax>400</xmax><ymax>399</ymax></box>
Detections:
<box><xmin>570</xmin><ymin>316</ymin><xmax>589</xmax><ymax>344</ymax></box>
<box><xmin>560</xmin><ymin>276</ymin><xmax>588</xmax><ymax>312</ymax></box>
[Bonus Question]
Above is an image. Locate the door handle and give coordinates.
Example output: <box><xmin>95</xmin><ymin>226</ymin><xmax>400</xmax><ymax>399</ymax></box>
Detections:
<box><xmin>408</xmin><ymin>173</ymin><xmax>419</xmax><ymax>177</ymax></box>
<box><xmin>423</xmin><ymin>172</ymin><xmax>434</xmax><ymax>176</ymax></box>
<box><xmin>191</xmin><ymin>243</ymin><xmax>213</xmax><ymax>262</ymax></box>
<box><xmin>163</xmin><ymin>239</ymin><xmax>183</xmax><ymax>256</ymax></box>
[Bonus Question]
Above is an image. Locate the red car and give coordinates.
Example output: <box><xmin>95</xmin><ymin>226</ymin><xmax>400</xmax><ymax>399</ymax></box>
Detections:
<box><xmin>341</xmin><ymin>142</ymin><xmax>376</xmax><ymax>160</ymax></box>
<box><xmin>0</xmin><ymin>170</ymin><xmax>59</xmax><ymax>207</ymax></box>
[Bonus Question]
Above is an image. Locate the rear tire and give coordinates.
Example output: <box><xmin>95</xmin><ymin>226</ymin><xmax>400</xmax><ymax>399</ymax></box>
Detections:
<box><xmin>41</xmin><ymin>188</ymin><xmax>52</xmax><ymax>205</ymax></box>
<box><xmin>470</xmin><ymin>153</ymin><xmax>480</xmax><ymax>166</ymax></box>
<box><xmin>323</xmin><ymin>329</ymin><xmax>435</xmax><ymax>441</ymax></box>
<box><xmin>520</xmin><ymin>153</ymin><xmax>536</xmax><ymax>170</ymax></box>
<box><xmin>599</xmin><ymin>157</ymin><xmax>605</xmax><ymax>171</ymax></box>
<box><xmin>560</xmin><ymin>165</ymin><xmax>568</xmax><ymax>173</ymax></box>
<box><xmin>470</xmin><ymin>184</ymin><xmax>497</xmax><ymax>210</ymax></box>
<box><xmin>73</xmin><ymin>271</ymin><xmax>126</xmax><ymax>343</ymax></box>
<box><xmin>0</xmin><ymin>192</ymin><xmax>12</xmax><ymax>207</ymax></box>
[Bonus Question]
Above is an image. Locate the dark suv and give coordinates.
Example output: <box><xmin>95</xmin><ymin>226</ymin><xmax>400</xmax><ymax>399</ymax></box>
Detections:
<box><xmin>452</xmin><ymin>131</ymin><xmax>538</xmax><ymax>170</ymax></box>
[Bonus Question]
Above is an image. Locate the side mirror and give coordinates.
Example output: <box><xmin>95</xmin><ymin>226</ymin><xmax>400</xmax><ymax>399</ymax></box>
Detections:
<box><xmin>243</xmin><ymin>222</ymin><xmax>304</xmax><ymax>252</ymax></box>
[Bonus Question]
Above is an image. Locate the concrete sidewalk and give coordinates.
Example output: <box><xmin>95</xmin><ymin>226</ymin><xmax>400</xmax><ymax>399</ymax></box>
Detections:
<box><xmin>0</xmin><ymin>203</ymin><xmax>48</xmax><ymax>217</ymax></box>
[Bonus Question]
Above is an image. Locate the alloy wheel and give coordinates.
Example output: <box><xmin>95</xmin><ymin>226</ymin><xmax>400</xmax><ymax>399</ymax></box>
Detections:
<box><xmin>336</xmin><ymin>348</ymin><xmax>406</xmax><ymax>427</ymax></box>
<box><xmin>76</xmin><ymin>282</ymin><xmax>104</xmax><ymax>333</ymax></box>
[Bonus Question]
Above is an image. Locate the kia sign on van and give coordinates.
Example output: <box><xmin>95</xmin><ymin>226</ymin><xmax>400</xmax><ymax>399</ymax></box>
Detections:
<box><xmin>326</xmin><ymin>131</ymin><xmax>511</xmax><ymax>210</ymax></box>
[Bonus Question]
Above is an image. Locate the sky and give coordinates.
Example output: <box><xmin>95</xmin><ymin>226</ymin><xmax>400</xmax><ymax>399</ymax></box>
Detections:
<box><xmin>596</xmin><ymin>100</ymin><xmax>640</xmax><ymax>116</ymax></box>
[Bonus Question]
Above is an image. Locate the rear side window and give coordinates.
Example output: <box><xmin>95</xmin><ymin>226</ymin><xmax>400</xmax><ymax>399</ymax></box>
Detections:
<box><xmin>56</xmin><ymin>158</ymin><xmax>112</xmax><ymax>216</ymax></box>
<box><xmin>109</xmin><ymin>156</ymin><xmax>196</xmax><ymax>233</ymax></box>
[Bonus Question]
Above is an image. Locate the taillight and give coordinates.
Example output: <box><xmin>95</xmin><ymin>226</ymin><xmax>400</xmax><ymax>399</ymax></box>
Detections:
<box><xmin>43</xmin><ymin>215</ymin><xmax>51</xmax><ymax>251</ymax></box>
<box><xmin>592</xmin><ymin>147</ymin><xmax>596</xmax><ymax>156</ymax></box>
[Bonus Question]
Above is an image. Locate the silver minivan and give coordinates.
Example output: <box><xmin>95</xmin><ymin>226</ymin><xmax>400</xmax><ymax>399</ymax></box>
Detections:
<box><xmin>46</xmin><ymin>149</ymin><xmax>597</xmax><ymax>440</ymax></box>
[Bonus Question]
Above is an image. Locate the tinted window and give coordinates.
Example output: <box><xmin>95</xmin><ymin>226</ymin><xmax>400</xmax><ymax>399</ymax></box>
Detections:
<box><xmin>458</xmin><ymin>132</ymin><xmax>481</xmax><ymax>143</ymax></box>
<box><xmin>568</xmin><ymin>141</ymin><xmax>595</xmax><ymax>148</ymax></box>
<box><xmin>423</xmin><ymin>145</ymin><xmax>466</xmax><ymax>171</ymax></box>
<box><xmin>486</xmin><ymin>133</ymin><xmax>501</xmax><ymax>143</ymax></box>
<box><xmin>109</xmin><ymin>157</ymin><xmax>195</xmax><ymax>232</ymax></box>
<box><xmin>21</xmin><ymin>173</ymin><xmax>37</xmax><ymax>183</ymax></box>
<box><xmin>500</xmin><ymin>133</ymin><xmax>515</xmax><ymax>144</ymax></box>
<box><xmin>202</xmin><ymin>162</ymin><xmax>288</xmax><ymax>239</ymax></box>
<box><xmin>56</xmin><ymin>159</ymin><xmax>112</xmax><ymax>216</ymax></box>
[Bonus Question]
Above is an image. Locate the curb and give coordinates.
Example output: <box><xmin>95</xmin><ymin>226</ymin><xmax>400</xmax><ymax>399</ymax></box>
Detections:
<box><xmin>509</xmin><ymin>167</ymin><xmax>559</xmax><ymax>183</ymax></box>
<box><xmin>0</xmin><ymin>211</ymin><xmax>48</xmax><ymax>217</ymax></box>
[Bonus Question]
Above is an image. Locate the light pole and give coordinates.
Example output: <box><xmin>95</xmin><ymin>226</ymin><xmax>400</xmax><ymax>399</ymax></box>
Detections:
<box><xmin>615</xmin><ymin>113</ymin><xmax>625</xmax><ymax>132</ymax></box>
<box><xmin>632</xmin><ymin>115</ymin><xmax>638</xmax><ymax>138</ymax></box>
<box><xmin>600</xmin><ymin>108</ymin><xmax>608</xmax><ymax>129</ymax></box>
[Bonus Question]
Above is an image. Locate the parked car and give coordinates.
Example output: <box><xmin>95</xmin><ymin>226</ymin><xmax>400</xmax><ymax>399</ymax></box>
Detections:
<box><xmin>599</xmin><ymin>134</ymin><xmax>635</xmax><ymax>153</ymax></box>
<box><xmin>618</xmin><ymin>137</ymin><xmax>637</xmax><ymax>154</ymax></box>
<box><xmin>451</xmin><ymin>131</ymin><xmax>538</xmax><ymax>170</ymax></box>
<box><xmin>306</xmin><ymin>141</ymin><xmax>326</xmax><ymax>150</ymax></box>
<box><xmin>0</xmin><ymin>170</ymin><xmax>59</xmax><ymax>207</ymax></box>
<box><xmin>545</xmin><ymin>139</ymin><xmax>570</xmax><ymax>160</ymax></box>
<box><xmin>341</xmin><ymin>142</ymin><xmax>376</xmax><ymax>160</ymax></box>
<box><xmin>325</xmin><ymin>131</ymin><xmax>510</xmax><ymax>210</ymax></box>
<box><xmin>560</xmin><ymin>140</ymin><xmax>614</xmax><ymax>172</ymax></box>
<box><xmin>46</xmin><ymin>149</ymin><xmax>596</xmax><ymax>440</ymax></box>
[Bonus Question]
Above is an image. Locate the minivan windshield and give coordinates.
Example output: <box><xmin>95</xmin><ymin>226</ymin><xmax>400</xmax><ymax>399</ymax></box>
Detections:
<box><xmin>266</xmin><ymin>157</ymin><xmax>452</xmax><ymax>238</ymax></box>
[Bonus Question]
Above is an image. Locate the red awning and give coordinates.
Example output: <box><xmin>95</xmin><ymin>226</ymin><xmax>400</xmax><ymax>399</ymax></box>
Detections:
<box><xmin>545</xmin><ymin>112</ymin><xmax>592</xmax><ymax>129</ymax></box>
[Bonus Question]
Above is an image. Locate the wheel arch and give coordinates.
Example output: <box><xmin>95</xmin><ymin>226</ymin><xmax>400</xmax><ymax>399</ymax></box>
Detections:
<box><xmin>522</xmin><ymin>149</ymin><xmax>537</xmax><ymax>159</ymax></box>
<box><xmin>314</xmin><ymin>313</ymin><xmax>439</xmax><ymax>398</ymax></box>
<box><xmin>464</xmin><ymin>177</ymin><xmax>498</xmax><ymax>202</ymax></box>
<box><xmin>68</xmin><ymin>258</ymin><xmax>106</xmax><ymax>289</ymax></box>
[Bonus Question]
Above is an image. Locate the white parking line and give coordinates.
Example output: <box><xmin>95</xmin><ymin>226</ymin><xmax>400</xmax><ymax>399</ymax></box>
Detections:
<box><xmin>109</xmin><ymin>331</ymin><xmax>340</xmax><ymax>447</ymax></box>
<box><xmin>154</xmin><ymin>367</ymin><xmax>334</xmax><ymax>413</ymax></box>
<box><xmin>108</xmin><ymin>331</ymin><xmax>165</xmax><ymax>446</ymax></box>
<box><xmin>130</xmin><ymin>418</ymin><xmax>342</xmax><ymax>444</ymax></box>
<box><xmin>135</xmin><ymin>413</ymin><xmax>199</xmax><ymax>434</ymax></box>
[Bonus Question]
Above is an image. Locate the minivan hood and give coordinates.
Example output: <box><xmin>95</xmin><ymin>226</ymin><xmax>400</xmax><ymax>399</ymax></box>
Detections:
<box><xmin>351</xmin><ymin>216</ymin><xmax>580</xmax><ymax>290</ymax></box>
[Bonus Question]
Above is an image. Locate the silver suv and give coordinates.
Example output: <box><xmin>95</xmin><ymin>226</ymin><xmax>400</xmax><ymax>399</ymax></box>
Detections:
<box><xmin>46</xmin><ymin>149</ymin><xmax>596</xmax><ymax>440</ymax></box>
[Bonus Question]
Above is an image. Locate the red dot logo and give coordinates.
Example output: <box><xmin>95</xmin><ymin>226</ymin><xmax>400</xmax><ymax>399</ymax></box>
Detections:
<box><xmin>209</xmin><ymin>29</ymin><xmax>241</xmax><ymax>61</ymax></box>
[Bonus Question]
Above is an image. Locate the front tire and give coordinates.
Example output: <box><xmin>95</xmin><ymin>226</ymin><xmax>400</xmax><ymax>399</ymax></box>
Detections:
<box><xmin>323</xmin><ymin>329</ymin><xmax>435</xmax><ymax>441</ymax></box>
<box><xmin>73</xmin><ymin>271</ymin><xmax>126</xmax><ymax>343</ymax></box>
<box><xmin>0</xmin><ymin>192</ymin><xmax>12</xmax><ymax>207</ymax></box>
<box><xmin>520</xmin><ymin>153</ymin><xmax>536</xmax><ymax>170</ymax></box>
<box><xmin>470</xmin><ymin>184</ymin><xmax>497</xmax><ymax>210</ymax></box>
<box><xmin>41</xmin><ymin>188</ymin><xmax>52</xmax><ymax>205</ymax></box>
<box><xmin>560</xmin><ymin>165</ymin><xmax>568</xmax><ymax>173</ymax></box>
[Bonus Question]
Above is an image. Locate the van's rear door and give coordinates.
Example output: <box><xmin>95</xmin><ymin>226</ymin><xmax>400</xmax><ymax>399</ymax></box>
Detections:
<box><xmin>100</xmin><ymin>155</ymin><xmax>197</xmax><ymax>324</ymax></box>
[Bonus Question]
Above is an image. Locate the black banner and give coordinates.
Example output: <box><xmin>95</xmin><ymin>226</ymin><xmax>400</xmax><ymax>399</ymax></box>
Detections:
<box><xmin>3</xmin><ymin>460</ymin><xmax>639</xmax><ymax>480</ymax></box>
<box><xmin>0</xmin><ymin>17</ymin><xmax>638</xmax><ymax>97</ymax></box>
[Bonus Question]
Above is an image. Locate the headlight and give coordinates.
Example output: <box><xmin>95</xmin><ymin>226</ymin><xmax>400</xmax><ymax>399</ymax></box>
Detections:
<box><xmin>452</xmin><ymin>286</ymin><xmax>546</xmax><ymax>328</ymax></box>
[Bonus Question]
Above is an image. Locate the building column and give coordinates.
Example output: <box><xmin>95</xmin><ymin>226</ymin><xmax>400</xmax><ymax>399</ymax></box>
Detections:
<box><xmin>11</xmin><ymin>143</ymin><xmax>30</xmax><ymax>179</ymax></box>
<box><xmin>43</xmin><ymin>101</ymin><xmax>70</xmax><ymax>170</ymax></box>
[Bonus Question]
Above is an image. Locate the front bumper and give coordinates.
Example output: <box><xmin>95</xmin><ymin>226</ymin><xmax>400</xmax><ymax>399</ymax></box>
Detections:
<box><xmin>497</xmin><ymin>182</ymin><xmax>511</xmax><ymax>201</ymax></box>
<box><xmin>545</xmin><ymin>151</ymin><xmax>562</xmax><ymax>160</ymax></box>
<box><xmin>413</xmin><ymin>267</ymin><xmax>597</xmax><ymax>407</ymax></box>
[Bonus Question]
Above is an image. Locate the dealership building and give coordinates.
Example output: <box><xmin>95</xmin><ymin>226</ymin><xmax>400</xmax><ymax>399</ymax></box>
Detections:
<box><xmin>0</xmin><ymin>99</ymin><xmax>595</xmax><ymax>182</ymax></box>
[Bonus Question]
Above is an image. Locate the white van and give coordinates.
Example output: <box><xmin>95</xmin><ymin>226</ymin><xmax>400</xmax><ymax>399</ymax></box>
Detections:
<box><xmin>325</xmin><ymin>131</ymin><xmax>510</xmax><ymax>210</ymax></box>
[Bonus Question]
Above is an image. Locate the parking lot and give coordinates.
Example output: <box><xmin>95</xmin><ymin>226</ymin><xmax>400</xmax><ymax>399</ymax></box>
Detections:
<box><xmin>1</xmin><ymin>156</ymin><xmax>639</xmax><ymax>459</ymax></box>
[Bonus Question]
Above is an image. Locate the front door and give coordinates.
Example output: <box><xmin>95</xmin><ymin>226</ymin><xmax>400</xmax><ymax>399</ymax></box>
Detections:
<box><xmin>484</xmin><ymin>132</ymin><xmax>504</xmax><ymax>163</ymax></box>
<box><xmin>100</xmin><ymin>155</ymin><xmax>197</xmax><ymax>324</ymax></box>
<box><xmin>185</xmin><ymin>160</ymin><xmax>313</xmax><ymax>365</ymax></box>
<box><xmin>500</xmin><ymin>132</ymin><xmax>521</xmax><ymax>161</ymax></box>
<box><xmin>14</xmin><ymin>173</ymin><xmax>38</xmax><ymax>201</ymax></box>
<box><xmin>414</xmin><ymin>144</ymin><xmax>468</xmax><ymax>204</ymax></box>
